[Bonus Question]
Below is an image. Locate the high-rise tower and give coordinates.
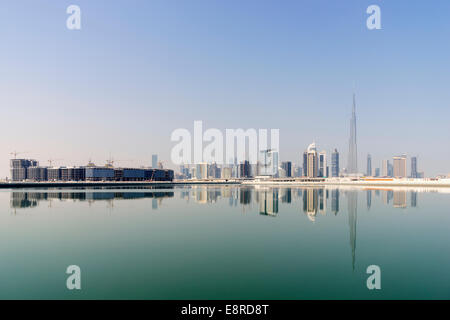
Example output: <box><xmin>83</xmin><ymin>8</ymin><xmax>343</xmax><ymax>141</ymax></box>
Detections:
<box><xmin>318</xmin><ymin>151</ymin><xmax>327</xmax><ymax>177</ymax></box>
<box><xmin>366</xmin><ymin>154</ymin><xmax>372</xmax><ymax>176</ymax></box>
<box><xmin>305</xmin><ymin>142</ymin><xmax>318</xmax><ymax>178</ymax></box>
<box><xmin>152</xmin><ymin>154</ymin><xmax>158</xmax><ymax>168</ymax></box>
<box><xmin>331</xmin><ymin>149</ymin><xmax>340</xmax><ymax>177</ymax></box>
<box><xmin>347</xmin><ymin>94</ymin><xmax>358</xmax><ymax>174</ymax></box>
<box><xmin>411</xmin><ymin>156</ymin><xmax>418</xmax><ymax>178</ymax></box>
<box><xmin>393</xmin><ymin>155</ymin><xmax>407</xmax><ymax>178</ymax></box>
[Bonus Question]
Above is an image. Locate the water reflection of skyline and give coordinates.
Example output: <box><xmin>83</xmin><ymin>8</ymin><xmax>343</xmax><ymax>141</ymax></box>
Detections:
<box><xmin>259</xmin><ymin>188</ymin><xmax>279</xmax><ymax>216</ymax></box>
<box><xmin>10</xmin><ymin>190</ymin><xmax>174</xmax><ymax>210</ymax></box>
<box><xmin>10</xmin><ymin>186</ymin><xmax>421</xmax><ymax>212</ymax></box>
<box><xmin>8</xmin><ymin>186</ymin><xmax>425</xmax><ymax>271</ymax></box>
<box><xmin>348</xmin><ymin>192</ymin><xmax>357</xmax><ymax>271</ymax></box>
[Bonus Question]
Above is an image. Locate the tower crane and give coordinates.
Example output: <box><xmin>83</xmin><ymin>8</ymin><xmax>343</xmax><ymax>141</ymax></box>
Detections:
<box><xmin>10</xmin><ymin>151</ymin><xmax>28</xmax><ymax>159</ymax></box>
<box><xmin>48</xmin><ymin>159</ymin><xmax>63</xmax><ymax>167</ymax></box>
<box><xmin>105</xmin><ymin>158</ymin><xmax>134</xmax><ymax>168</ymax></box>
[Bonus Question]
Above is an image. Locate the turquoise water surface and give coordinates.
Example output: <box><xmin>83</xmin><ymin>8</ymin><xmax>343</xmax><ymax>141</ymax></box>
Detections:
<box><xmin>0</xmin><ymin>185</ymin><xmax>449</xmax><ymax>299</ymax></box>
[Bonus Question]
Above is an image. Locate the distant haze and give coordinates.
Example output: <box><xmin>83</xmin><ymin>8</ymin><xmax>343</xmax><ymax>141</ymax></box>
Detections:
<box><xmin>1</xmin><ymin>0</ymin><xmax>450</xmax><ymax>178</ymax></box>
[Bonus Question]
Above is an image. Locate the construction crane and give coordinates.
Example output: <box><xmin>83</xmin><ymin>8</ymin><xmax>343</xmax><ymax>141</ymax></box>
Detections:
<box><xmin>105</xmin><ymin>158</ymin><xmax>134</xmax><ymax>168</ymax></box>
<box><xmin>48</xmin><ymin>159</ymin><xmax>63</xmax><ymax>167</ymax></box>
<box><xmin>86</xmin><ymin>158</ymin><xmax>96</xmax><ymax>167</ymax></box>
<box><xmin>10</xmin><ymin>151</ymin><xmax>28</xmax><ymax>159</ymax></box>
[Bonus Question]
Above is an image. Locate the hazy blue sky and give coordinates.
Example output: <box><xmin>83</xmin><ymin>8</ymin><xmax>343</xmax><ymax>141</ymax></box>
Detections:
<box><xmin>1</xmin><ymin>0</ymin><xmax>450</xmax><ymax>177</ymax></box>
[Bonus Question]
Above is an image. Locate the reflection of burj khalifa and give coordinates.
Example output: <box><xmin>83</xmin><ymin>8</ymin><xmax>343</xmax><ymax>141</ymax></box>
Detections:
<box><xmin>347</xmin><ymin>192</ymin><xmax>358</xmax><ymax>271</ymax></box>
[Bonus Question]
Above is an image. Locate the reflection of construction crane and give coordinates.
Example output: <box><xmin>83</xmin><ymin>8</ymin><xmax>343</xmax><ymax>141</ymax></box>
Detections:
<box><xmin>10</xmin><ymin>151</ymin><xmax>28</xmax><ymax>159</ymax></box>
<box><xmin>107</xmin><ymin>199</ymin><xmax>114</xmax><ymax>209</ymax></box>
<box><xmin>48</xmin><ymin>158</ymin><xmax>63</xmax><ymax>167</ymax></box>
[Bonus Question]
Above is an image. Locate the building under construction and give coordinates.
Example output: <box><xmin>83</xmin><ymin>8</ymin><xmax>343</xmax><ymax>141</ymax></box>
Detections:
<box><xmin>10</xmin><ymin>159</ymin><xmax>39</xmax><ymax>181</ymax></box>
<box><xmin>9</xmin><ymin>159</ymin><xmax>174</xmax><ymax>182</ymax></box>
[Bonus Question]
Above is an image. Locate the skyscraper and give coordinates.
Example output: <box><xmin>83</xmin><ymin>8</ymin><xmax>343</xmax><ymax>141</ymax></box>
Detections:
<box><xmin>271</xmin><ymin>151</ymin><xmax>279</xmax><ymax>177</ymax></box>
<box><xmin>302</xmin><ymin>152</ymin><xmax>308</xmax><ymax>177</ymax></box>
<box><xmin>10</xmin><ymin>159</ymin><xmax>39</xmax><ymax>181</ymax></box>
<box><xmin>411</xmin><ymin>156</ymin><xmax>418</xmax><ymax>178</ymax></box>
<box><xmin>388</xmin><ymin>162</ymin><xmax>394</xmax><ymax>177</ymax></box>
<box><xmin>331</xmin><ymin>149</ymin><xmax>340</xmax><ymax>177</ymax></box>
<box><xmin>239</xmin><ymin>160</ymin><xmax>251</xmax><ymax>178</ymax></box>
<box><xmin>294</xmin><ymin>166</ymin><xmax>302</xmax><ymax>177</ymax></box>
<box><xmin>221</xmin><ymin>167</ymin><xmax>232</xmax><ymax>179</ymax></box>
<box><xmin>382</xmin><ymin>160</ymin><xmax>389</xmax><ymax>177</ymax></box>
<box><xmin>318</xmin><ymin>151</ymin><xmax>327</xmax><ymax>177</ymax></box>
<box><xmin>260</xmin><ymin>149</ymin><xmax>278</xmax><ymax>177</ymax></box>
<box><xmin>366</xmin><ymin>154</ymin><xmax>372</xmax><ymax>176</ymax></box>
<box><xmin>347</xmin><ymin>94</ymin><xmax>358</xmax><ymax>174</ymax></box>
<box><xmin>208</xmin><ymin>162</ymin><xmax>219</xmax><ymax>179</ymax></box>
<box><xmin>281</xmin><ymin>161</ymin><xmax>292</xmax><ymax>178</ymax></box>
<box><xmin>375</xmin><ymin>168</ymin><xmax>380</xmax><ymax>177</ymax></box>
<box><xmin>306</xmin><ymin>142</ymin><xmax>318</xmax><ymax>178</ymax></box>
<box><xmin>393</xmin><ymin>155</ymin><xmax>407</xmax><ymax>178</ymax></box>
<box><xmin>197</xmin><ymin>163</ymin><xmax>208</xmax><ymax>179</ymax></box>
<box><xmin>152</xmin><ymin>154</ymin><xmax>158</xmax><ymax>168</ymax></box>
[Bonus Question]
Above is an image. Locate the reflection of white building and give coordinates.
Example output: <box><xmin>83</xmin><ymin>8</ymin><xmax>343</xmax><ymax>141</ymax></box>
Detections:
<box><xmin>222</xmin><ymin>186</ymin><xmax>231</xmax><ymax>198</ymax></box>
<box><xmin>306</xmin><ymin>211</ymin><xmax>316</xmax><ymax>222</ymax></box>
<box><xmin>319</xmin><ymin>189</ymin><xmax>327</xmax><ymax>215</ymax></box>
<box><xmin>303</xmin><ymin>188</ymin><xmax>318</xmax><ymax>222</ymax></box>
<box><xmin>259</xmin><ymin>188</ymin><xmax>278</xmax><ymax>215</ymax></box>
<box><xmin>193</xmin><ymin>186</ymin><xmax>208</xmax><ymax>203</ymax></box>
<box><xmin>393</xmin><ymin>191</ymin><xmax>407</xmax><ymax>208</ymax></box>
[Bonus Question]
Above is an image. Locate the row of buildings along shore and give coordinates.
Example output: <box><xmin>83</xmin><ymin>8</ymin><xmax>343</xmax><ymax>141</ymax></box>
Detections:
<box><xmin>175</xmin><ymin>145</ymin><xmax>425</xmax><ymax>181</ymax></box>
<box><xmin>9</xmin><ymin>158</ymin><xmax>174</xmax><ymax>182</ymax></box>
<box><xmin>7</xmin><ymin>95</ymin><xmax>442</xmax><ymax>184</ymax></box>
<box><xmin>176</xmin><ymin>94</ymin><xmax>429</xmax><ymax>181</ymax></box>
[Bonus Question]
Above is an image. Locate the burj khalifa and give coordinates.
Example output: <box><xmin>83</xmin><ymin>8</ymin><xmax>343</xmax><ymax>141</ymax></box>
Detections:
<box><xmin>347</xmin><ymin>93</ymin><xmax>358</xmax><ymax>174</ymax></box>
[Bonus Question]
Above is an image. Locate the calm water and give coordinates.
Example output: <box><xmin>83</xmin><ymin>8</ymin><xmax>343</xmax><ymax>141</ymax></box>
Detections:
<box><xmin>0</xmin><ymin>185</ymin><xmax>449</xmax><ymax>299</ymax></box>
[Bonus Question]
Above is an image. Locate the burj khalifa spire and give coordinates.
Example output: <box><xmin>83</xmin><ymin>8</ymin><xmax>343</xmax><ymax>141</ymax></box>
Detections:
<box><xmin>347</xmin><ymin>93</ymin><xmax>358</xmax><ymax>174</ymax></box>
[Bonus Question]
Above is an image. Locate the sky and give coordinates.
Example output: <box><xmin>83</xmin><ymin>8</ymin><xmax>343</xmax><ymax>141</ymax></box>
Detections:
<box><xmin>1</xmin><ymin>0</ymin><xmax>450</xmax><ymax>178</ymax></box>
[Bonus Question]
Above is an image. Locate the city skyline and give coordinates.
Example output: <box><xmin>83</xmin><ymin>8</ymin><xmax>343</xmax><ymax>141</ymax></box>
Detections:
<box><xmin>2</xmin><ymin>1</ymin><xmax>450</xmax><ymax>178</ymax></box>
<box><xmin>3</xmin><ymin>91</ymin><xmax>433</xmax><ymax>180</ymax></box>
<box><xmin>6</xmin><ymin>146</ymin><xmax>425</xmax><ymax>181</ymax></box>
<box><xmin>1</xmin><ymin>93</ymin><xmax>432</xmax><ymax>181</ymax></box>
